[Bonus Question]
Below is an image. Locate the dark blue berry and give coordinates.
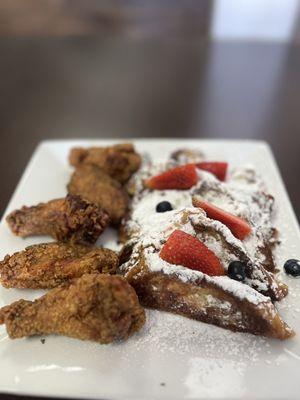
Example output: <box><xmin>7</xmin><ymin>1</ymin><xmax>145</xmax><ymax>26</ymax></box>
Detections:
<box><xmin>156</xmin><ymin>201</ymin><xmax>173</xmax><ymax>213</ymax></box>
<box><xmin>228</xmin><ymin>261</ymin><xmax>247</xmax><ymax>281</ymax></box>
<box><xmin>284</xmin><ymin>259</ymin><xmax>300</xmax><ymax>277</ymax></box>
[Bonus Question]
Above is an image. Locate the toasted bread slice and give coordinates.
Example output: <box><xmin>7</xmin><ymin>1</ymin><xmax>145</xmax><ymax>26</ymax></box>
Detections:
<box><xmin>122</xmin><ymin>207</ymin><xmax>287</xmax><ymax>301</ymax></box>
<box><xmin>120</xmin><ymin>149</ymin><xmax>292</xmax><ymax>339</ymax></box>
<box><xmin>120</xmin><ymin>250</ymin><xmax>293</xmax><ymax>340</ymax></box>
<box><xmin>193</xmin><ymin>172</ymin><xmax>278</xmax><ymax>272</ymax></box>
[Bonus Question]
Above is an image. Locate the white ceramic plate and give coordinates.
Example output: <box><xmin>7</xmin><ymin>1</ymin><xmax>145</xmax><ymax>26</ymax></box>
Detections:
<box><xmin>0</xmin><ymin>139</ymin><xmax>299</xmax><ymax>400</ymax></box>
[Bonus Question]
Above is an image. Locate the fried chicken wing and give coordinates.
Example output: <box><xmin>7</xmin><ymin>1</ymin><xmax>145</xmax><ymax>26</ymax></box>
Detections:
<box><xmin>6</xmin><ymin>194</ymin><xmax>109</xmax><ymax>244</ymax></box>
<box><xmin>0</xmin><ymin>242</ymin><xmax>118</xmax><ymax>289</ymax></box>
<box><xmin>68</xmin><ymin>165</ymin><xmax>129</xmax><ymax>225</ymax></box>
<box><xmin>0</xmin><ymin>274</ymin><xmax>146</xmax><ymax>343</ymax></box>
<box><xmin>69</xmin><ymin>143</ymin><xmax>141</xmax><ymax>183</ymax></box>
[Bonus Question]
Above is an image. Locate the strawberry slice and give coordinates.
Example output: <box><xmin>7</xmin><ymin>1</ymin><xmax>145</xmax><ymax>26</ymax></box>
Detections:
<box><xmin>196</xmin><ymin>162</ymin><xmax>228</xmax><ymax>181</ymax></box>
<box><xmin>145</xmin><ymin>164</ymin><xmax>198</xmax><ymax>190</ymax></box>
<box><xmin>160</xmin><ymin>230</ymin><xmax>225</xmax><ymax>276</ymax></box>
<box><xmin>193</xmin><ymin>197</ymin><xmax>252</xmax><ymax>240</ymax></box>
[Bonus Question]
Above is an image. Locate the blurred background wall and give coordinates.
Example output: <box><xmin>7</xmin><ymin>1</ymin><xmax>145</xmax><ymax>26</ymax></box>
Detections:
<box><xmin>0</xmin><ymin>0</ymin><xmax>300</xmax><ymax>218</ymax></box>
<box><xmin>0</xmin><ymin>0</ymin><xmax>299</xmax><ymax>40</ymax></box>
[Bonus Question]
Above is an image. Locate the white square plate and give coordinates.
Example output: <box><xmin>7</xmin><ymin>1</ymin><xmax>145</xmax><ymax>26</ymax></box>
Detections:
<box><xmin>0</xmin><ymin>139</ymin><xmax>300</xmax><ymax>400</ymax></box>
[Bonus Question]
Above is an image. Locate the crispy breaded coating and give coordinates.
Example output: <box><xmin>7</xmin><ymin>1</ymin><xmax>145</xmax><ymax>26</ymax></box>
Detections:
<box><xmin>0</xmin><ymin>242</ymin><xmax>118</xmax><ymax>289</ymax></box>
<box><xmin>0</xmin><ymin>274</ymin><xmax>146</xmax><ymax>343</ymax></box>
<box><xmin>6</xmin><ymin>194</ymin><xmax>109</xmax><ymax>244</ymax></box>
<box><xmin>68</xmin><ymin>165</ymin><xmax>128</xmax><ymax>225</ymax></box>
<box><xmin>69</xmin><ymin>143</ymin><xmax>141</xmax><ymax>183</ymax></box>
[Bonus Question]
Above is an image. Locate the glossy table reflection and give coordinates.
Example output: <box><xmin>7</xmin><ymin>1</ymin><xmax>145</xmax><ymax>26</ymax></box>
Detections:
<box><xmin>0</xmin><ymin>38</ymin><xmax>300</xmax><ymax>400</ymax></box>
<box><xmin>0</xmin><ymin>39</ymin><xmax>299</xmax><ymax>221</ymax></box>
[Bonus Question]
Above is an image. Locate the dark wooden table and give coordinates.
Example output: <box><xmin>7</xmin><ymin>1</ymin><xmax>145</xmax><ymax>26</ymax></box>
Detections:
<box><xmin>0</xmin><ymin>38</ymin><xmax>299</xmax><ymax>400</ymax></box>
<box><xmin>0</xmin><ymin>38</ymin><xmax>299</xmax><ymax>220</ymax></box>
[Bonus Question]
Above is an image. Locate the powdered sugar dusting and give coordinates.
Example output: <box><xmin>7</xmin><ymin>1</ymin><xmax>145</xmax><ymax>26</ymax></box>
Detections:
<box><xmin>194</xmin><ymin>169</ymin><xmax>277</xmax><ymax>267</ymax></box>
<box><xmin>145</xmin><ymin>251</ymin><xmax>270</xmax><ymax>306</ymax></box>
<box><xmin>122</xmin><ymin>149</ymin><xmax>285</xmax><ymax>305</ymax></box>
<box><xmin>127</xmin><ymin>309</ymin><xmax>267</xmax><ymax>358</ymax></box>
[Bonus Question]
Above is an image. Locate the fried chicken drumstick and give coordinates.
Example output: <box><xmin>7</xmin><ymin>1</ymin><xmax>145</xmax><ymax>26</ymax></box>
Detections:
<box><xmin>69</xmin><ymin>143</ymin><xmax>141</xmax><ymax>184</ymax></box>
<box><xmin>68</xmin><ymin>165</ymin><xmax>128</xmax><ymax>225</ymax></box>
<box><xmin>0</xmin><ymin>242</ymin><xmax>118</xmax><ymax>289</ymax></box>
<box><xmin>6</xmin><ymin>194</ymin><xmax>109</xmax><ymax>244</ymax></box>
<box><xmin>0</xmin><ymin>274</ymin><xmax>145</xmax><ymax>343</ymax></box>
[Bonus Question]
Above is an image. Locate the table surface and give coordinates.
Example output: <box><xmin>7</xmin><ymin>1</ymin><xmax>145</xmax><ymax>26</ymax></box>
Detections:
<box><xmin>0</xmin><ymin>38</ymin><xmax>299</xmax><ymax>400</ymax></box>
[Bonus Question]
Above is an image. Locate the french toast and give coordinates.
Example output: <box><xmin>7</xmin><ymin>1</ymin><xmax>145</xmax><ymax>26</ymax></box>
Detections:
<box><xmin>119</xmin><ymin>149</ymin><xmax>293</xmax><ymax>339</ymax></box>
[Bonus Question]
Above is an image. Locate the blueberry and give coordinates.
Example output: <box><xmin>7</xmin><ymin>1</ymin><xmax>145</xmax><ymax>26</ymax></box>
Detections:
<box><xmin>156</xmin><ymin>201</ymin><xmax>173</xmax><ymax>213</ymax></box>
<box><xmin>284</xmin><ymin>259</ymin><xmax>300</xmax><ymax>277</ymax></box>
<box><xmin>228</xmin><ymin>261</ymin><xmax>247</xmax><ymax>282</ymax></box>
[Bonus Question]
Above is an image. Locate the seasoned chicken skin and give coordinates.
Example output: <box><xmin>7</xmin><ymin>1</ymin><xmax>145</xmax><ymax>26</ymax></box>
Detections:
<box><xmin>0</xmin><ymin>274</ymin><xmax>146</xmax><ymax>343</ymax></box>
<box><xmin>69</xmin><ymin>143</ymin><xmax>141</xmax><ymax>183</ymax></box>
<box><xmin>68</xmin><ymin>165</ymin><xmax>128</xmax><ymax>225</ymax></box>
<box><xmin>6</xmin><ymin>194</ymin><xmax>109</xmax><ymax>244</ymax></box>
<box><xmin>0</xmin><ymin>242</ymin><xmax>118</xmax><ymax>289</ymax></box>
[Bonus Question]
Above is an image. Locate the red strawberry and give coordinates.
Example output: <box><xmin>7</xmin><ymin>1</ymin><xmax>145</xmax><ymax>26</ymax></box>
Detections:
<box><xmin>193</xmin><ymin>197</ymin><xmax>252</xmax><ymax>240</ymax></box>
<box><xmin>145</xmin><ymin>164</ymin><xmax>198</xmax><ymax>190</ymax></box>
<box><xmin>160</xmin><ymin>230</ymin><xmax>224</xmax><ymax>276</ymax></box>
<box><xmin>196</xmin><ymin>162</ymin><xmax>228</xmax><ymax>181</ymax></box>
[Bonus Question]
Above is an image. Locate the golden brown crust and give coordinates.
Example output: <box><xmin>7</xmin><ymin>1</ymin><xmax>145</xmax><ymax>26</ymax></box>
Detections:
<box><xmin>258</xmin><ymin>228</ymin><xmax>279</xmax><ymax>272</ymax></box>
<box><xmin>6</xmin><ymin>194</ymin><xmax>109</xmax><ymax>244</ymax></box>
<box><xmin>69</xmin><ymin>143</ymin><xmax>141</xmax><ymax>184</ymax></box>
<box><xmin>0</xmin><ymin>242</ymin><xmax>118</xmax><ymax>289</ymax></box>
<box><xmin>124</xmin><ymin>262</ymin><xmax>293</xmax><ymax>340</ymax></box>
<box><xmin>0</xmin><ymin>274</ymin><xmax>146</xmax><ymax>343</ymax></box>
<box><xmin>68</xmin><ymin>164</ymin><xmax>129</xmax><ymax>225</ymax></box>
